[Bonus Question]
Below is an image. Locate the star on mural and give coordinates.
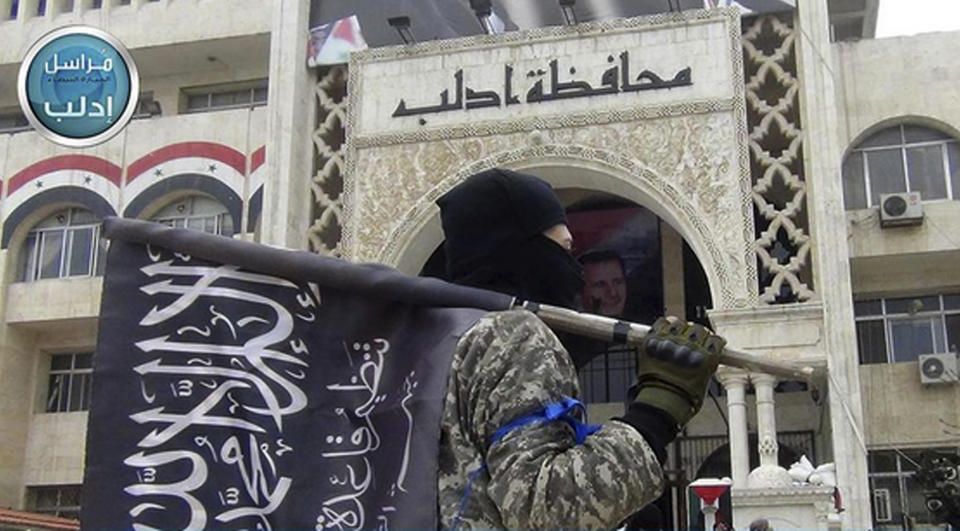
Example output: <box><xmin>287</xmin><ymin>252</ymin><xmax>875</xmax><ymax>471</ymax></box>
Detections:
<box><xmin>35</xmin><ymin>181</ymin><xmax>43</xmax><ymax>188</ymax></box>
<box><xmin>154</xmin><ymin>168</ymin><xmax>163</xmax><ymax>177</ymax></box>
<box><xmin>84</xmin><ymin>175</ymin><xmax>93</xmax><ymax>185</ymax></box>
<box><xmin>208</xmin><ymin>164</ymin><xmax>218</xmax><ymax>173</ymax></box>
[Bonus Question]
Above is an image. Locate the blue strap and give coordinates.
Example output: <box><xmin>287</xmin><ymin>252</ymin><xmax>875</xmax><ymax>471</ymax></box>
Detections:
<box><xmin>451</xmin><ymin>464</ymin><xmax>486</xmax><ymax>531</ymax></box>
<box><xmin>453</xmin><ymin>397</ymin><xmax>602</xmax><ymax>527</ymax></box>
<box><xmin>491</xmin><ymin>396</ymin><xmax>601</xmax><ymax>446</ymax></box>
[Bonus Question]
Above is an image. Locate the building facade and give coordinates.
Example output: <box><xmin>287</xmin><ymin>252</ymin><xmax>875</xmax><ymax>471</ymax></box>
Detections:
<box><xmin>0</xmin><ymin>0</ymin><xmax>956</xmax><ymax>528</ymax></box>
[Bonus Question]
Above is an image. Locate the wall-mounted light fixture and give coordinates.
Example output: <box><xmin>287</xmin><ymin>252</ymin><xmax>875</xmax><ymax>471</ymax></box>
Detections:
<box><xmin>469</xmin><ymin>0</ymin><xmax>498</xmax><ymax>35</ymax></box>
<box><xmin>387</xmin><ymin>16</ymin><xmax>416</xmax><ymax>44</ymax></box>
<box><xmin>142</xmin><ymin>100</ymin><xmax>162</xmax><ymax>117</ymax></box>
<box><xmin>559</xmin><ymin>0</ymin><xmax>577</xmax><ymax>25</ymax></box>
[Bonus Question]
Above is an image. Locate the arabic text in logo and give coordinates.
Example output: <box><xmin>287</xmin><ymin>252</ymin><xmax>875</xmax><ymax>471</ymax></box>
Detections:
<box><xmin>18</xmin><ymin>26</ymin><xmax>140</xmax><ymax>147</ymax></box>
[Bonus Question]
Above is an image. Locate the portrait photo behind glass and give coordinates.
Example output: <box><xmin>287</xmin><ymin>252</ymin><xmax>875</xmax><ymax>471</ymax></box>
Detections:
<box><xmin>567</xmin><ymin>202</ymin><xmax>663</xmax><ymax>404</ymax></box>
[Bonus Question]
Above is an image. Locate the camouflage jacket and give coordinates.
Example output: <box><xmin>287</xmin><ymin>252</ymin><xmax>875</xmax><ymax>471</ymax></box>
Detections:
<box><xmin>437</xmin><ymin>309</ymin><xmax>664</xmax><ymax>529</ymax></box>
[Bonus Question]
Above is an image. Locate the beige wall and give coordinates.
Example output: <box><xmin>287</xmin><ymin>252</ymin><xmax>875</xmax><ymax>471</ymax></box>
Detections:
<box><xmin>836</xmin><ymin>31</ymin><xmax>960</xmax><ymax>146</ymax></box>
<box><xmin>860</xmin><ymin>362</ymin><xmax>960</xmax><ymax>448</ymax></box>
<box><xmin>836</xmin><ymin>29</ymin><xmax>960</xmax><ymax>297</ymax></box>
<box><xmin>0</xmin><ymin>250</ymin><xmax>39</xmax><ymax>507</ymax></box>
<box><xmin>6</xmin><ymin>279</ymin><xmax>102</xmax><ymax>324</ymax></box>
<box><xmin>847</xmin><ymin>201</ymin><xmax>960</xmax><ymax>259</ymax></box>
<box><xmin>0</xmin><ymin>0</ymin><xmax>272</xmax><ymax>65</ymax></box>
<box><xmin>837</xmin><ymin>32</ymin><xmax>960</xmax><ymax>454</ymax></box>
<box><xmin>22</xmin><ymin>413</ymin><xmax>88</xmax><ymax>486</ymax></box>
<box><xmin>847</xmin><ymin>201</ymin><xmax>960</xmax><ymax>297</ymax></box>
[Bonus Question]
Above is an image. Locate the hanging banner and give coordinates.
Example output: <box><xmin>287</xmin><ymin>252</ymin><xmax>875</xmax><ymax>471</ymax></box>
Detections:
<box><xmin>82</xmin><ymin>218</ymin><xmax>506</xmax><ymax>529</ymax></box>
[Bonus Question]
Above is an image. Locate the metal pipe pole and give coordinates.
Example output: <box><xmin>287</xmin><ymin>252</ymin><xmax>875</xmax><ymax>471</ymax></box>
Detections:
<box><xmin>522</xmin><ymin>302</ymin><xmax>817</xmax><ymax>382</ymax></box>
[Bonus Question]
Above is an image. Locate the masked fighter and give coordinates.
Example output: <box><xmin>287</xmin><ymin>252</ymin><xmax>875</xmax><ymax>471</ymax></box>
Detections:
<box><xmin>435</xmin><ymin>168</ymin><xmax>725</xmax><ymax>528</ymax></box>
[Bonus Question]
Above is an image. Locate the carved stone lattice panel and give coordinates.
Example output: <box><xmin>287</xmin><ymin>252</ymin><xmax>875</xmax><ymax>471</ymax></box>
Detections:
<box><xmin>308</xmin><ymin>65</ymin><xmax>347</xmax><ymax>256</ymax></box>
<box><xmin>743</xmin><ymin>14</ymin><xmax>814</xmax><ymax>303</ymax></box>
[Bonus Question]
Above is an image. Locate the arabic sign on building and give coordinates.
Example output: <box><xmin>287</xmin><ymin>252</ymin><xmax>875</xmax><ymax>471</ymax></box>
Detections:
<box><xmin>391</xmin><ymin>55</ymin><xmax>691</xmax><ymax>118</ymax></box>
<box><xmin>350</xmin><ymin>14</ymin><xmax>736</xmax><ymax>136</ymax></box>
<box><xmin>17</xmin><ymin>26</ymin><xmax>140</xmax><ymax>147</ymax></box>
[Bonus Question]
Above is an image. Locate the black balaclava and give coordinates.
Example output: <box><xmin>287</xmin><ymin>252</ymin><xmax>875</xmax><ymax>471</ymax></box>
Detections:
<box><xmin>436</xmin><ymin>168</ymin><xmax>584</xmax><ymax>309</ymax></box>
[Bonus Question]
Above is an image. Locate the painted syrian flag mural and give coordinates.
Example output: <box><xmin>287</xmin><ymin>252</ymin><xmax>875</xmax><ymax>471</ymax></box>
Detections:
<box><xmin>83</xmin><ymin>218</ymin><xmax>510</xmax><ymax>529</ymax></box>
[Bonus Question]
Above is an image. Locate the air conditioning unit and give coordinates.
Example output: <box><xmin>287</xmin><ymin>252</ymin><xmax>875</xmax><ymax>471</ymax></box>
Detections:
<box><xmin>879</xmin><ymin>192</ymin><xmax>923</xmax><ymax>227</ymax></box>
<box><xmin>918</xmin><ymin>353</ymin><xmax>958</xmax><ymax>385</ymax></box>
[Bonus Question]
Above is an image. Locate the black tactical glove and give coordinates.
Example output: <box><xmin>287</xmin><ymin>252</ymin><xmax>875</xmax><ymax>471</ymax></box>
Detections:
<box><xmin>633</xmin><ymin>316</ymin><xmax>725</xmax><ymax>428</ymax></box>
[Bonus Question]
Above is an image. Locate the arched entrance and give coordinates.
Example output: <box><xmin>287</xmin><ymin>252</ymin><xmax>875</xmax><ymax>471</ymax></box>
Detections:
<box><xmin>417</xmin><ymin>185</ymin><xmax>714</xmax><ymax>406</ymax></box>
<box><xmin>380</xmin><ymin>153</ymin><xmax>746</xmax><ymax>311</ymax></box>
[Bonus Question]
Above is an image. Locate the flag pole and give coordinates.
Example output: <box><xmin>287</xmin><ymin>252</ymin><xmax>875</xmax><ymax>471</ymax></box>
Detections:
<box><xmin>520</xmin><ymin>301</ymin><xmax>817</xmax><ymax>382</ymax></box>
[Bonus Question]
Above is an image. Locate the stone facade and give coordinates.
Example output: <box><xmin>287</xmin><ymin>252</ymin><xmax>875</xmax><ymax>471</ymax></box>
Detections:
<box><xmin>0</xmin><ymin>0</ymin><xmax>958</xmax><ymax>528</ymax></box>
<box><xmin>345</xmin><ymin>10</ymin><xmax>758</xmax><ymax>313</ymax></box>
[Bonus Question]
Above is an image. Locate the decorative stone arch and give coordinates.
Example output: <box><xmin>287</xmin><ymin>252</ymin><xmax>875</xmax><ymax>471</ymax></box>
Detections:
<box><xmin>844</xmin><ymin>114</ymin><xmax>960</xmax><ymax>159</ymax></box>
<box><xmin>122</xmin><ymin>174</ymin><xmax>243</xmax><ymax>232</ymax></box>
<box><xmin>379</xmin><ymin>144</ymin><xmax>752</xmax><ymax>310</ymax></box>
<box><xmin>2</xmin><ymin>186</ymin><xmax>117</xmax><ymax>249</ymax></box>
<box><xmin>343</xmin><ymin>8</ymin><xmax>756</xmax><ymax>309</ymax></box>
<box><xmin>1</xmin><ymin>186</ymin><xmax>117</xmax><ymax>284</ymax></box>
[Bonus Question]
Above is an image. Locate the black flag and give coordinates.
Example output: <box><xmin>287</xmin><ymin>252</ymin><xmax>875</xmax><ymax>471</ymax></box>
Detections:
<box><xmin>82</xmin><ymin>218</ymin><xmax>512</xmax><ymax>529</ymax></box>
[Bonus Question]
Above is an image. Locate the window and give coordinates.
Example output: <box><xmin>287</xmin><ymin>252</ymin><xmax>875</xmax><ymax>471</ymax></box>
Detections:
<box><xmin>26</xmin><ymin>484</ymin><xmax>82</xmax><ymax>519</ymax></box>
<box><xmin>151</xmin><ymin>195</ymin><xmax>234</xmax><ymax>236</ymax></box>
<box><xmin>855</xmin><ymin>294</ymin><xmax>960</xmax><ymax>364</ymax></box>
<box><xmin>18</xmin><ymin>208</ymin><xmax>105</xmax><ymax>282</ymax></box>
<box><xmin>578</xmin><ymin>345</ymin><xmax>636</xmax><ymax>404</ymax></box>
<box><xmin>183</xmin><ymin>80</ymin><xmax>268</xmax><ymax>113</ymax></box>
<box><xmin>868</xmin><ymin>448</ymin><xmax>959</xmax><ymax>529</ymax></box>
<box><xmin>46</xmin><ymin>353</ymin><xmax>93</xmax><ymax>413</ymax></box>
<box><xmin>842</xmin><ymin>124</ymin><xmax>959</xmax><ymax>209</ymax></box>
<box><xmin>873</xmin><ymin>488</ymin><xmax>892</xmax><ymax>522</ymax></box>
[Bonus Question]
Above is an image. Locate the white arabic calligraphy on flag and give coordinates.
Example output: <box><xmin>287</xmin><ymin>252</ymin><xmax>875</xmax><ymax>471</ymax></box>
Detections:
<box><xmin>83</xmin><ymin>219</ymin><xmax>497</xmax><ymax>529</ymax></box>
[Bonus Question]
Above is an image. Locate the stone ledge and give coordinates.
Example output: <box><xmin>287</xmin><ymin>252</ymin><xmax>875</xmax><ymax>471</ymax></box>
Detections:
<box><xmin>731</xmin><ymin>485</ymin><xmax>835</xmax><ymax>505</ymax></box>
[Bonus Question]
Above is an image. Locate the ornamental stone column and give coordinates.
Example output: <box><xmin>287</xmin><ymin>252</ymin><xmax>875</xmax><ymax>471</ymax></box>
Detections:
<box><xmin>753</xmin><ymin>373</ymin><xmax>778</xmax><ymax>467</ymax></box>
<box><xmin>717</xmin><ymin>367</ymin><xmax>750</xmax><ymax>488</ymax></box>
<box><xmin>748</xmin><ymin>372</ymin><xmax>792</xmax><ymax>488</ymax></box>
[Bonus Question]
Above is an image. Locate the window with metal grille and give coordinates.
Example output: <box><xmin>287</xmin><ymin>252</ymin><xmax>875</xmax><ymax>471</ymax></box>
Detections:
<box><xmin>868</xmin><ymin>448</ymin><xmax>960</xmax><ymax>529</ymax></box>
<box><xmin>854</xmin><ymin>294</ymin><xmax>960</xmax><ymax>364</ymax></box>
<box><xmin>842</xmin><ymin>124</ymin><xmax>960</xmax><ymax>210</ymax></box>
<box><xmin>151</xmin><ymin>195</ymin><xmax>234</xmax><ymax>236</ymax></box>
<box><xmin>46</xmin><ymin>353</ymin><xmax>93</xmax><ymax>413</ymax></box>
<box><xmin>183</xmin><ymin>79</ymin><xmax>268</xmax><ymax>113</ymax></box>
<box><xmin>577</xmin><ymin>345</ymin><xmax>636</xmax><ymax>404</ymax></box>
<box><xmin>26</xmin><ymin>484</ymin><xmax>82</xmax><ymax>519</ymax></box>
<box><xmin>18</xmin><ymin>208</ymin><xmax>106</xmax><ymax>282</ymax></box>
